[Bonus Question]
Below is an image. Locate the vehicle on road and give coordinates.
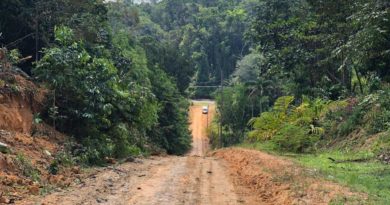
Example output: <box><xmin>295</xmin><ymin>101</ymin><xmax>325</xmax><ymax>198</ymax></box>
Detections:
<box><xmin>202</xmin><ymin>106</ymin><xmax>208</xmax><ymax>114</ymax></box>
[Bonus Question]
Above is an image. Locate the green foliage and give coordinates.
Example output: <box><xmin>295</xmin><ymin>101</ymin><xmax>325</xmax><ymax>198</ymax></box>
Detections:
<box><xmin>247</xmin><ymin>90</ymin><xmax>390</xmax><ymax>153</ymax></box>
<box><xmin>54</xmin><ymin>26</ymin><xmax>74</xmax><ymax>46</ymax></box>
<box><xmin>211</xmin><ymin>84</ymin><xmax>265</xmax><ymax>147</ymax></box>
<box><xmin>48</xmin><ymin>160</ymin><xmax>59</xmax><ymax>175</ymax></box>
<box><xmin>15</xmin><ymin>154</ymin><xmax>40</xmax><ymax>182</ymax></box>
<box><xmin>208</xmin><ymin>119</ymin><xmax>241</xmax><ymax>149</ymax></box>
<box><xmin>52</xmin><ymin>149</ymin><xmax>75</xmax><ymax>168</ymax></box>
<box><xmin>248</xmin><ymin>96</ymin><xmax>331</xmax><ymax>153</ymax></box>
<box><xmin>148</xmin><ymin>68</ymin><xmax>191</xmax><ymax>155</ymax></box>
<box><xmin>33</xmin><ymin>113</ymin><xmax>43</xmax><ymax>125</ymax></box>
<box><xmin>207</xmin><ymin>120</ymin><xmax>219</xmax><ymax>148</ymax></box>
<box><xmin>248</xmin><ymin>96</ymin><xmax>295</xmax><ymax>141</ymax></box>
<box><xmin>109</xmin><ymin>123</ymin><xmax>142</xmax><ymax>158</ymax></box>
<box><xmin>136</xmin><ymin>0</ymin><xmax>253</xmax><ymax>98</ymax></box>
<box><xmin>297</xmin><ymin>151</ymin><xmax>390</xmax><ymax>204</ymax></box>
<box><xmin>79</xmin><ymin>137</ymin><xmax>115</xmax><ymax>165</ymax></box>
<box><xmin>272</xmin><ymin>124</ymin><xmax>319</xmax><ymax>153</ymax></box>
<box><xmin>232</xmin><ymin>50</ymin><xmax>263</xmax><ymax>84</ymax></box>
<box><xmin>247</xmin><ymin>0</ymin><xmax>390</xmax><ymax>99</ymax></box>
<box><xmin>0</xmin><ymin>0</ymin><xmax>110</xmax><ymax>72</ymax></box>
<box><xmin>3</xmin><ymin>0</ymin><xmax>389</xmax><ymax>174</ymax></box>
<box><xmin>324</xmin><ymin>89</ymin><xmax>390</xmax><ymax>140</ymax></box>
<box><xmin>34</xmin><ymin>25</ymin><xmax>191</xmax><ymax>164</ymax></box>
<box><xmin>8</xmin><ymin>49</ymin><xmax>22</xmax><ymax>65</ymax></box>
<box><xmin>248</xmin><ymin>111</ymin><xmax>281</xmax><ymax>141</ymax></box>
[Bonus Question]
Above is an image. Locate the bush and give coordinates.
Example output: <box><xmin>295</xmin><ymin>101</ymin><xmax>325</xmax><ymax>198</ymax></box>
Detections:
<box><xmin>247</xmin><ymin>96</ymin><xmax>331</xmax><ymax>153</ymax></box>
<box><xmin>15</xmin><ymin>154</ymin><xmax>41</xmax><ymax>182</ymax></box>
<box><xmin>337</xmin><ymin>107</ymin><xmax>365</xmax><ymax>137</ymax></box>
<box><xmin>365</xmin><ymin>89</ymin><xmax>390</xmax><ymax>134</ymax></box>
<box><xmin>248</xmin><ymin>96</ymin><xmax>295</xmax><ymax>141</ymax></box>
<box><xmin>367</xmin><ymin>109</ymin><xmax>390</xmax><ymax>134</ymax></box>
<box><xmin>272</xmin><ymin>124</ymin><xmax>319</xmax><ymax>153</ymax></box>
<box><xmin>326</xmin><ymin>90</ymin><xmax>390</xmax><ymax>138</ymax></box>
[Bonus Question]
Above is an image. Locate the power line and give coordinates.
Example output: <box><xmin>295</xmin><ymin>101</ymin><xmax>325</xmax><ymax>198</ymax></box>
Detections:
<box><xmin>190</xmin><ymin>85</ymin><xmax>231</xmax><ymax>88</ymax></box>
<box><xmin>191</xmin><ymin>85</ymin><xmax>221</xmax><ymax>88</ymax></box>
<box><xmin>5</xmin><ymin>33</ymin><xmax>35</xmax><ymax>49</ymax></box>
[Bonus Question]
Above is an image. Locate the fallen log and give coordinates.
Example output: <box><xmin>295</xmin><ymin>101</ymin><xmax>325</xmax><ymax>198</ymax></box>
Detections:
<box><xmin>328</xmin><ymin>157</ymin><xmax>371</xmax><ymax>163</ymax></box>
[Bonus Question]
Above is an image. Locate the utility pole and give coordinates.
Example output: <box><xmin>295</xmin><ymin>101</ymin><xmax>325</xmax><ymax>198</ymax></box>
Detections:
<box><xmin>35</xmin><ymin>3</ymin><xmax>39</xmax><ymax>63</ymax></box>
<box><xmin>219</xmin><ymin>69</ymin><xmax>223</xmax><ymax>148</ymax></box>
<box><xmin>206</xmin><ymin>104</ymin><xmax>209</xmax><ymax>130</ymax></box>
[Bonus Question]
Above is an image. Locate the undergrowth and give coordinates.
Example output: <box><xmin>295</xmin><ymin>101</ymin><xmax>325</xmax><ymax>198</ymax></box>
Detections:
<box><xmin>15</xmin><ymin>153</ymin><xmax>41</xmax><ymax>182</ymax></box>
<box><xmin>234</xmin><ymin>88</ymin><xmax>390</xmax><ymax>203</ymax></box>
<box><xmin>297</xmin><ymin>151</ymin><xmax>390</xmax><ymax>204</ymax></box>
<box><xmin>239</xmin><ymin>141</ymin><xmax>390</xmax><ymax>204</ymax></box>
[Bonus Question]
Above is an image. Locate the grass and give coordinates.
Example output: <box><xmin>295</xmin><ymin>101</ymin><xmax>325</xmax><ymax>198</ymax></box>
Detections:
<box><xmin>15</xmin><ymin>153</ymin><xmax>41</xmax><ymax>182</ymax></box>
<box><xmin>296</xmin><ymin>151</ymin><xmax>390</xmax><ymax>204</ymax></box>
<box><xmin>191</xmin><ymin>100</ymin><xmax>214</xmax><ymax>106</ymax></box>
<box><xmin>239</xmin><ymin>141</ymin><xmax>279</xmax><ymax>154</ymax></box>
<box><xmin>239</xmin><ymin>142</ymin><xmax>390</xmax><ymax>204</ymax></box>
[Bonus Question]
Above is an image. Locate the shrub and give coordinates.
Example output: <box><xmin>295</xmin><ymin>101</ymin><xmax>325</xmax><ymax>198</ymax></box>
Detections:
<box><xmin>329</xmin><ymin>90</ymin><xmax>390</xmax><ymax>138</ymax></box>
<box><xmin>272</xmin><ymin>124</ymin><xmax>319</xmax><ymax>153</ymax></box>
<box><xmin>337</xmin><ymin>107</ymin><xmax>365</xmax><ymax>137</ymax></box>
<box><xmin>248</xmin><ymin>96</ymin><xmax>295</xmax><ymax>141</ymax></box>
<box><xmin>367</xmin><ymin>108</ymin><xmax>390</xmax><ymax>134</ymax></box>
<box><xmin>15</xmin><ymin>154</ymin><xmax>40</xmax><ymax>182</ymax></box>
<box><xmin>246</xmin><ymin>96</ymin><xmax>329</xmax><ymax>153</ymax></box>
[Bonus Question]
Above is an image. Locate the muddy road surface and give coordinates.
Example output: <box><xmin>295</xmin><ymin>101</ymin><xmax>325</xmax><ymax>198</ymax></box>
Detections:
<box><xmin>20</xmin><ymin>101</ymin><xmax>363</xmax><ymax>205</ymax></box>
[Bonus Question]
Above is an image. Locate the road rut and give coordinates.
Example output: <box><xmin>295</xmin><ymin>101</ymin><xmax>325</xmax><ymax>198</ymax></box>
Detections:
<box><xmin>22</xmin><ymin>101</ymin><xmax>244</xmax><ymax>205</ymax></box>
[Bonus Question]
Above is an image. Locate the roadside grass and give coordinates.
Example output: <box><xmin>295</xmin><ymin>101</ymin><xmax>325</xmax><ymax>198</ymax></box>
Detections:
<box><xmin>191</xmin><ymin>100</ymin><xmax>214</xmax><ymax>106</ymax></box>
<box><xmin>239</xmin><ymin>142</ymin><xmax>390</xmax><ymax>204</ymax></box>
<box><xmin>297</xmin><ymin>151</ymin><xmax>390</xmax><ymax>204</ymax></box>
<box><xmin>239</xmin><ymin>141</ymin><xmax>279</xmax><ymax>154</ymax></box>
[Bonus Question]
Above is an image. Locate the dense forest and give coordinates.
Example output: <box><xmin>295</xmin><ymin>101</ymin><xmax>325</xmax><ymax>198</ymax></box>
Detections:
<box><xmin>0</xmin><ymin>0</ymin><xmax>196</xmax><ymax>164</ymax></box>
<box><xmin>1</xmin><ymin>0</ymin><xmax>390</xmax><ymax>168</ymax></box>
<box><xmin>206</xmin><ymin>0</ymin><xmax>390</xmax><ymax>149</ymax></box>
<box><xmin>0</xmin><ymin>0</ymin><xmax>276</xmax><ymax>164</ymax></box>
<box><xmin>1</xmin><ymin>0</ymin><xmax>390</xmax><ymax>203</ymax></box>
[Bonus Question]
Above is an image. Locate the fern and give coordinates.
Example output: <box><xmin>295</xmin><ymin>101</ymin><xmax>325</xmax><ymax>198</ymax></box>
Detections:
<box><xmin>310</xmin><ymin>124</ymin><xmax>325</xmax><ymax>135</ymax></box>
<box><xmin>273</xmin><ymin>96</ymin><xmax>295</xmax><ymax>120</ymax></box>
<box><xmin>248</xmin><ymin>112</ymin><xmax>281</xmax><ymax>140</ymax></box>
<box><xmin>248</xmin><ymin>96</ymin><xmax>294</xmax><ymax>141</ymax></box>
<box><xmin>248</xmin><ymin>96</ymin><xmax>331</xmax><ymax>144</ymax></box>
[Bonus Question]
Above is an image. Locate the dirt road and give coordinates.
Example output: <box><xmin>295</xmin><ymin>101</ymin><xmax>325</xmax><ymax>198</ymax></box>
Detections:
<box><xmin>22</xmin><ymin>101</ymin><xmax>246</xmax><ymax>205</ymax></box>
<box><xmin>125</xmin><ymin>102</ymin><xmax>240</xmax><ymax>205</ymax></box>
<box><xmin>20</xmin><ymin>101</ymin><xmax>362</xmax><ymax>205</ymax></box>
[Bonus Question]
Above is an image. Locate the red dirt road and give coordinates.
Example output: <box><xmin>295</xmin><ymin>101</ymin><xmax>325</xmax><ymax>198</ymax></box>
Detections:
<box><xmin>19</xmin><ymin>101</ymin><xmax>363</xmax><ymax>205</ymax></box>
<box><xmin>189</xmin><ymin>101</ymin><xmax>214</xmax><ymax>156</ymax></box>
<box><xmin>22</xmin><ymin>101</ymin><xmax>246</xmax><ymax>205</ymax></box>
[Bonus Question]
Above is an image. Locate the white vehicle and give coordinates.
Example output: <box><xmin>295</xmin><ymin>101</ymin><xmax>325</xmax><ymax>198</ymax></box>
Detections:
<box><xmin>202</xmin><ymin>106</ymin><xmax>209</xmax><ymax>114</ymax></box>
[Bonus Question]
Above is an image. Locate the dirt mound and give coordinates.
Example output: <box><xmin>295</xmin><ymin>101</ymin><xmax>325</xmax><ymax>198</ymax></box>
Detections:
<box><xmin>214</xmin><ymin>148</ymin><xmax>366</xmax><ymax>205</ymax></box>
<box><xmin>0</xmin><ymin>72</ymin><xmax>80</xmax><ymax>204</ymax></box>
<box><xmin>0</xmin><ymin>127</ymin><xmax>75</xmax><ymax>203</ymax></box>
<box><xmin>0</xmin><ymin>72</ymin><xmax>46</xmax><ymax>133</ymax></box>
